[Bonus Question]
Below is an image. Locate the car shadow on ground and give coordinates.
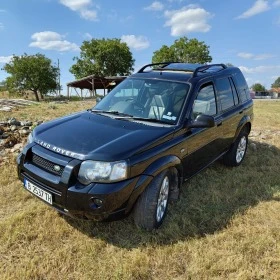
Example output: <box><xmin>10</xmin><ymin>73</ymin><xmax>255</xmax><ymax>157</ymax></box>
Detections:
<box><xmin>63</xmin><ymin>140</ymin><xmax>280</xmax><ymax>249</ymax></box>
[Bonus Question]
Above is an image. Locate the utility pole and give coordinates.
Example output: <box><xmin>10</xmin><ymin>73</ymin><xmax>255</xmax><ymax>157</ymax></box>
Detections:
<box><xmin>57</xmin><ymin>59</ymin><xmax>61</xmax><ymax>96</ymax></box>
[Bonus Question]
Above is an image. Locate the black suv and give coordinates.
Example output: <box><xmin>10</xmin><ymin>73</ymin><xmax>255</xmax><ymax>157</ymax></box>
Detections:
<box><xmin>17</xmin><ymin>62</ymin><xmax>253</xmax><ymax>230</ymax></box>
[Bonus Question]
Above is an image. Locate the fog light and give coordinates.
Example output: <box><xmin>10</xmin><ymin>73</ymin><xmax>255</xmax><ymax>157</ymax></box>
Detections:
<box><xmin>90</xmin><ymin>198</ymin><xmax>103</xmax><ymax>209</ymax></box>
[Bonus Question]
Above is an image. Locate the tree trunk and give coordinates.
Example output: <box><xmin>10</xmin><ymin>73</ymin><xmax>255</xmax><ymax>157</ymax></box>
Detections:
<box><xmin>33</xmin><ymin>90</ymin><xmax>40</xmax><ymax>102</ymax></box>
<box><xmin>40</xmin><ymin>92</ymin><xmax>44</xmax><ymax>100</ymax></box>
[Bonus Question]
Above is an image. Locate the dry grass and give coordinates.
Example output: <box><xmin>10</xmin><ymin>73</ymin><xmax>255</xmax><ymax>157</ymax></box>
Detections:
<box><xmin>0</xmin><ymin>100</ymin><xmax>280</xmax><ymax>280</ymax></box>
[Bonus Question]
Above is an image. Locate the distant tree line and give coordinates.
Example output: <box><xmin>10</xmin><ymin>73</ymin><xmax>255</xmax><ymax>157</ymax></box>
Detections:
<box><xmin>2</xmin><ymin>36</ymin><xmax>280</xmax><ymax>101</ymax></box>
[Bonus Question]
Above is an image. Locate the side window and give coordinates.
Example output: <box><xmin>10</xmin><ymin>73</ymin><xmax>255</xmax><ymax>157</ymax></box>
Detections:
<box><xmin>229</xmin><ymin>78</ymin><xmax>239</xmax><ymax>105</ymax></box>
<box><xmin>193</xmin><ymin>83</ymin><xmax>217</xmax><ymax>118</ymax></box>
<box><xmin>215</xmin><ymin>77</ymin><xmax>235</xmax><ymax>111</ymax></box>
<box><xmin>233</xmin><ymin>72</ymin><xmax>250</xmax><ymax>102</ymax></box>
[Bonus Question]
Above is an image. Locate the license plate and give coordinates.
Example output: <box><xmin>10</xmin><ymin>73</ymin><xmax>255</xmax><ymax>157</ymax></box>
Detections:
<box><xmin>24</xmin><ymin>179</ymin><xmax>53</xmax><ymax>205</ymax></box>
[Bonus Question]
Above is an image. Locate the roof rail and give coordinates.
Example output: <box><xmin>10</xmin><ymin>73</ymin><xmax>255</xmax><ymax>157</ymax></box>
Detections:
<box><xmin>192</xmin><ymin>64</ymin><xmax>227</xmax><ymax>77</ymax></box>
<box><xmin>137</xmin><ymin>62</ymin><xmax>180</xmax><ymax>73</ymax></box>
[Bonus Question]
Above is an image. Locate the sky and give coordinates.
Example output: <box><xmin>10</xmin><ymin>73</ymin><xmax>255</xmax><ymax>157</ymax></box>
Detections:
<box><xmin>1</xmin><ymin>0</ymin><xmax>280</xmax><ymax>94</ymax></box>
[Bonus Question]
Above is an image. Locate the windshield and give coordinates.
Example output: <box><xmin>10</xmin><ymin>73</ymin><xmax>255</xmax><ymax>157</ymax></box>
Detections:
<box><xmin>94</xmin><ymin>78</ymin><xmax>190</xmax><ymax>124</ymax></box>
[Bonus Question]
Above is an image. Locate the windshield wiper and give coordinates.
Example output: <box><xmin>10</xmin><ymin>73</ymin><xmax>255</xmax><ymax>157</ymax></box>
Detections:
<box><xmin>89</xmin><ymin>110</ymin><xmax>171</xmax><ymax>124</ymax></box>
<box><xmin>89</xmin><ymin>109</ymin><xmax>133</xmax><ymax>117</ymax></box>
<box><xmin>128</xmin><ymin>117</ymin><xmax>171</xmax><ymax>124</ymax></box>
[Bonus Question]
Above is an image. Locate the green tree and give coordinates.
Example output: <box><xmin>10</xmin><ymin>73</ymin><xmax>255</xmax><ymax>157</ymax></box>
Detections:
<box><xmin>251</xmin><ymin>83</ymin><xmax>266</xmax><ymax>92</ymax></box>
<box><xmin>70</xmin><ymin>38</ymin><xmax>134</xmax><ymax>79</ymax></box>
<box><xmin>3</xmin><ymin>53</ymin><xmax>58</xmax><ymax>101</ymax></box>
<box><xmin>271</xmin><ymin>77</ymin><xmax>280</xmax><ymax>88</ymax></box>
<box><xmin>152</xmin><ymin>37</ymin><xmax>212</xmax><ymax>64</ymax></box>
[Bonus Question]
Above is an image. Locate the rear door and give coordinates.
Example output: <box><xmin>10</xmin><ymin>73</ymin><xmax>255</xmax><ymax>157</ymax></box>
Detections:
<box><xmin>214</xmin><ymin>76</ymin><xmax>243</xmax><ymax>147</ymax></box>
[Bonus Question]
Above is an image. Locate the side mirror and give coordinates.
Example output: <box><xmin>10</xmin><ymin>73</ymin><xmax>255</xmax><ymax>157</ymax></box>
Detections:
<box><xmin>188</xmin><ymin>114</ymin><xmax>215</xmax><ymax>128</ymax></box>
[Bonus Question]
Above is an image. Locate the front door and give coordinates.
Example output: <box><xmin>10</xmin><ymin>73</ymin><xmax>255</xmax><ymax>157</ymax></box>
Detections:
<box><xmin>182</xmin><ymin>81</ymin><xmax>224</xmax><ymax>178</ymax></box>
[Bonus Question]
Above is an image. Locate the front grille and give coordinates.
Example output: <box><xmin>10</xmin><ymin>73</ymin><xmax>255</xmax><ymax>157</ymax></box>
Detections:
<box><xmin>31</xmin><ymin>153</ymin><xmax>64</xmax><ymax>176</ymax></box>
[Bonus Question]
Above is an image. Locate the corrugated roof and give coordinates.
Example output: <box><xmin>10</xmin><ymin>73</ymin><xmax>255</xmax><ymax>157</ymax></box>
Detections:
<box><xmin>67</xmin><ymin>75</ymin><xmax>126</xmax><ymax>90</ymax></box>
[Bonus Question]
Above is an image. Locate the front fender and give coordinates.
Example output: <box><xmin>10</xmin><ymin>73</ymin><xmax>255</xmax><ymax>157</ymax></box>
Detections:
<box><xmin>125</xmin><ymin>155</ymin><xmax>183</xmax><ymax>214</ymax></box>
<box><xmin>143</xmin><ymin>155</ymin><xmax>183</xmax><ymax>178</ymax></box>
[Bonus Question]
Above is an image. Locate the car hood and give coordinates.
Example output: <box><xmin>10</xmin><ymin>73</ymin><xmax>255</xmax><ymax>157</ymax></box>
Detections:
<box><xmin>33</xmin><ymin>111</ymin><xmax>175</xmax><ymax>161</ymax></box>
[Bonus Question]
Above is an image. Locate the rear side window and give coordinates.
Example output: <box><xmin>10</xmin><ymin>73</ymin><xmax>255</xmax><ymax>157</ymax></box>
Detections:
<box><xmin>215</xmin><ymin>77</ymin><xmax>235</xmax><ymax>111</ymax></box>
<box><xmin>229</xmin><ymin>78</ymin><xmax>239</xmax><ymax>105</ymax></box>
<box><xmin>233</xmin><ymin>72</ymin><xmax>250</xmax><ymax>102</ymax></box>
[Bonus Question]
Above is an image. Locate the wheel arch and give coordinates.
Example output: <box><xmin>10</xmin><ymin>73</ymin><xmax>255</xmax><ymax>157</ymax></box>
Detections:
<box><xmin>125</xmin><ymin>155</ymin><xmax>183</xmax><ymax>214</ymax></box>
<box><xmin>234</xmin><ymin>115</ymin><xmax>252</xmax><ymax>141</ymax></box>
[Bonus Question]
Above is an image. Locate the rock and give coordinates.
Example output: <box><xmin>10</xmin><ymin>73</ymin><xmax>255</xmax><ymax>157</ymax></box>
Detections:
<box><xmin>0</xmin><ymin>133</ymin><xmax>9</xmax><ymax>139</ymax></box>
<box><xmin>19</xmin><ymin>129</ymin><xmax>29</xmax><ymax>136</ymax></box>
<box><xmin>0</xmin><ymin>126</ymin><xmax>4</xmax><ymax>135</ymax></box>
<box><xmin>33</xmin><ymin>121</ymin><xmax>43</xmax><ymax>126</ymax></box>
<box><xmin>4</xmin><ymin>135</ymin><xmax>18</xmax><ymax>148</ymax></box>
<box><xmin>8</xmin><ymin>118</ymin><xmax>21</xmax><ymax>126</ymax></box>
<box><xmin>250</xmin><ymin>143</ymin><xmax>257</xmax><ymax>151</ymax></box>
<box><xmin>10</xmin><ymin>143</ymin><xmax>24</xmax><ymax>153</ymax></box>
<box><xmin>20</xmin><ymin>121</ymin><xmax>33</xmax><ymax>126</ymax></box>
<box><xmin>0</xmin><ymin>121</ymin><xmax>8</xmax><ymax>126</ymax></box>
<box><xmin>0</xmin><ymin>106</ymin><xmax>13</xmax><ymax>112</ymax></box>
<box><xmin>10</xmin><ymin>125</ymin><xmax>17</xmax><ymax>131</ymax></box>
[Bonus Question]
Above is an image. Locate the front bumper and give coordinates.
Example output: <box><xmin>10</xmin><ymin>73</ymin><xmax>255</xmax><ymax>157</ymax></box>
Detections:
<box><xmin>17</xmin><ymin>144</ymin><xmax>153</xmax><ymax>221</ymax></box>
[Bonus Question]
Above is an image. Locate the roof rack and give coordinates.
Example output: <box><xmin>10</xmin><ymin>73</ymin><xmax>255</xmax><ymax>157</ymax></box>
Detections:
<box><xmin>192</xmin><ymin>64</ymin><xmax>227</xmax><ymax>77</ymax></box>
<box><xmin>137</xmin><ymin>62</ymin><xmax>228</xmax><ymax>76</ymax></box>
<box><xmin>137</xmin><ymin>62</ymin><xmax>180</xmax><ymax>73</ymax></box>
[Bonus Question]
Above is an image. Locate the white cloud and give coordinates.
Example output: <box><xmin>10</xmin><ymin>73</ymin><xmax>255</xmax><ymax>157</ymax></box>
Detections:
<box><xmin>236</xmin><ymin>0</ymin><xmax>270</xmax><ymax>19</ymax></box>
<box><xmin>59</xmin><ymin>0</ymin><xmax>98</xmax><ymax>21</ymax></box>
<box><xmin>238</xmin><ymin>52</ymin><xmax>276</xmax><ymax>60</ymax></box>
<box><xmin>238</xmin><ymin>52</ymin><xmax>254</xmax><ymax>59</ymax></box>
<box><xmin>29</xmin><ymin>31</ymin><xmax>79</xmax><ymax>52</ymax></box>
<box><xmin>144</xmin><ymin>1</ymin><xmax>164</xmax><ymax>11</ymax></box>
<box><xmin>239</xmin><ymin>65</ymin><xmax>280</xmax><ymax>74</ymax></box>
<box><xmin>0</xmin><ymin>55</ymin><xmax>12</xmax><ymax>64</ymax></box>
<box><xmin>164</xmin><ymin>6</ymin><xmax>212</xmax><ymax>36</ymax></box>
<box><xmin>80</xmin><ymin>9</ymin><xmax>97</xmax><ymax>20</ymax></box>
<box><xmin>254</xmin><ymin>53</ymin><xmax>276</xmax><ymax>60</ymax></box>
<box><xmin>83</xmin><ymin>32</ymin><xmax>92</xmax><ymax>40</ymax></box>
<box><xmin>121</xmin><ymin>35</ymin><xmax>150</xmax><ymax>50</ymax></box>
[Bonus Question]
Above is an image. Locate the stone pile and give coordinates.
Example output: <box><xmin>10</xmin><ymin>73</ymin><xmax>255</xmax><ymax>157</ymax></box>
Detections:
<box><xmin>0</xmin><ymin>118</ymin><xmax>42</xmax><ymax>165</ymax></box>
<box><xmin>0</xmin><ymin>99</ymin><xmax>38</xmax><ymax>112</ymax></box>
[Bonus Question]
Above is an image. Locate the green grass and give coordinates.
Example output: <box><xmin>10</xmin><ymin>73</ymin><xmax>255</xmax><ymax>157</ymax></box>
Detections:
<box><xmin>0</xmin><ymin>100</ymin><xmax>279</xmax><ymax>279</ymax></box>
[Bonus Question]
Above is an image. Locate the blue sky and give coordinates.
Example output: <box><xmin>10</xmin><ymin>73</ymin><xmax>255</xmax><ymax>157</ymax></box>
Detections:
<box><xmin>1</xmin><ymin>0</ymin><xmax>280</xmax><ymax>93</ymax></box>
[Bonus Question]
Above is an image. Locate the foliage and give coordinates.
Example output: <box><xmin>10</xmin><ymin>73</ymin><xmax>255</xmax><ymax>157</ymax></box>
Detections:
<box><xmin>152</xmin><ymin>37</ymin><xmax>212</xmax><ymax>64</ymax></box>
<box><xmin>225</xmin><ymin>63</ymin><xmax>234</xmax><ymax>67</ymax></box>
<box><xmin>70</xmin><ymin>38</ymin><xmax>135</xmax><ymax>79</ymax></box>
<box><xmin>271</xmin><ymin>77</ymin><xmax>280</xmax><ymax>88</ymax></box>
<box><xmin>2</xmin><ymin>53</ymin><xmax>59</xmax><ymax>102</ymax></box>
<box><xmin>251</xmin><ymin>83</ymin><xmax>266</xmax><ymax>92</ymax></box>
<box><xmin>0</xmin><ymin>80</ymin><xmax>7</xmax><ymax>91</ymax></box>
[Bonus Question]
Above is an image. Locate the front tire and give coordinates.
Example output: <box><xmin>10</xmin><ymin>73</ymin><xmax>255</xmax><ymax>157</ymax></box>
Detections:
<box><xmin>223</xmin><ymin>129</ymin><xmax>248</xmax><ymax>167</ymax></box>
<box><xmin>133</xmin><ymin>170</ymin><xmax>171</xmax><ymax>231</ymax></box>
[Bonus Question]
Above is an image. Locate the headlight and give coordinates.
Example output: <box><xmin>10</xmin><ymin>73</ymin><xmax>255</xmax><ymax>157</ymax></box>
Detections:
<box><xmin>78</xmin><ymin>160</ymin><xmax>128</xmax><ymax>185</ymax></box>
<box><xmin>27</xmin><ymin>132</ymin><xmax>34</xmax><ymax>144</ymax></box>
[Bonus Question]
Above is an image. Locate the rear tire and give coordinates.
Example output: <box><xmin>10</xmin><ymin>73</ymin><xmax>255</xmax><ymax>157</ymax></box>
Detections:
<box><xmin>133</xmin><ymin>170</ymin><xmax>171</xmax><ymax>231</ymax></box>
<box><xmin>223</xmin><ymin>129</ymin><xmax>248</xmax><ymax>167</ymax></box>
